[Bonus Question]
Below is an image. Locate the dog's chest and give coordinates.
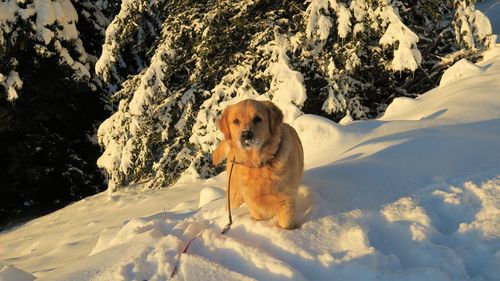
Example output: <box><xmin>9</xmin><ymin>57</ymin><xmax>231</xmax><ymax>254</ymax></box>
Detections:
<box><xmin>238</xmin><ymin>166</ymin><xmax>280</xmax><ymax>194</ymax></box>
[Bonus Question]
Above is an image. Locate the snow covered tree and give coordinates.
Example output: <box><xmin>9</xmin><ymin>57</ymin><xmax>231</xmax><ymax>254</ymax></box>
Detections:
<box><xmin>452</xmin><ymin>0</ymin><xmax>496</xmax><ymax>51</ymax></box>
<box><xmin>96</xmin><ymin>0</ymin><xmax>495</xmax><ymax>190</ymax></box>
<box><xmin>73</xmin><ymin>0</ymin><xmax>121</xmax><ymax>58</ymax></box>
<box><xmin>95</xmin><ymin>0</ymin><xmax>167</xmax><ymax>92</ymax></box>
<box><xmin>0</xmin><ymin>0</ymin><xmax>115</xmax><ymax>224</ymax></box>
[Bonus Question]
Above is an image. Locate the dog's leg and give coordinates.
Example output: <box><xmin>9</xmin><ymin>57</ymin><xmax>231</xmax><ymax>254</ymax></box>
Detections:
<box><xmin>213</xmin><ymin>140</ymin><xmax>229</xmax><ymax>165</ymax></box>
<box><xmin>277</xmin><ymin>198</ymin><xmax>296</xmax><ymax>229</ymax></box>
<box><xmin>225</xmin><ymin>181</ymin><xmax>243</xmax><ymax>210</ymax></box>
<box><xmin>230</xmin><ymin>182</ymin><xmax>243</xmax><ymax>209</ymax></box>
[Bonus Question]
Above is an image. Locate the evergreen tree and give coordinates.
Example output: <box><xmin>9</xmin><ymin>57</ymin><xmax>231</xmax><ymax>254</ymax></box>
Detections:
<box><xmin>95</xmin><ymin>0</ymin><xmax>167</xmax><ymax>92</ymax></box>
<box><xmin>452</xmin><ymin>0</ymin><xmax>495</xmax><ymax>51</ymax></box>
<box><xmin>0</xmin><ymin>0</ymin><xmax>115</xmax><ymax>224</ymax></box>
<box><xmin>92</xmin><ymin>0</ymin><xmax>494</xmax><ymax>190</ymax></box>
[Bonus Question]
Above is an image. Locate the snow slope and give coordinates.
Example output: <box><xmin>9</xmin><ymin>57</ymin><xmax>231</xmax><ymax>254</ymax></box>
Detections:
<box><xmin>1</xmin><ymin>47</ymin><xmax>500</xmax><ymax>280</ymax></box>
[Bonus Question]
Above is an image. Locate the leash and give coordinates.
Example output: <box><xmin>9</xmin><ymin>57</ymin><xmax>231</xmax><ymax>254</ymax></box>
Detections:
<box><xmin>221</xmin><ymin>155</ymin><xmax>236</xmax><ymax>234</ymax></box>
<box><xmin>169</xmin><ymin>156</ymin><xmax>236</xmax><ymax>278</ymax></box>
<box><xmin>169</xmin><ymin>230</ymin><xmax>204</xmax><ymax>278</ymax></box>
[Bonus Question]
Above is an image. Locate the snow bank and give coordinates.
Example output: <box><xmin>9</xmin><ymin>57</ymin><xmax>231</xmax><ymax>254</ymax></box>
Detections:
<box><xmin>198</xmin><ymin>186</ymin><xmax>224</xmax><ymax>208</ymax></box>
<box><xmin>439</xmin><ymin>58</ymin><xmax>488</xmax><ymax>86</ymax></box>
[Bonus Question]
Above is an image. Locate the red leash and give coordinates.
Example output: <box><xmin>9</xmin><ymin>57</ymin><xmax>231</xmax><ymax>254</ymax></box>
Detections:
<box><xmin>169</xmin><ymin>156</ymin><xmax>237</xmax><ymax>278</ymax></box>
<box><xmin>169</xmin><ymin>231</ymin><xmax>203</xmax><ymax>278</ymax></box>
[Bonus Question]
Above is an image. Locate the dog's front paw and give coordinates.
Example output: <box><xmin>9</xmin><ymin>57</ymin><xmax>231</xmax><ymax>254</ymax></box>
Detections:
<box><xmin>250</xmin><ymin>211</ymin><xmax>272</xmax><ymax>221</ymax></box>
<box><xmin>277</xmin><ymin>215</ymin><xmax>295</xmax><ymax>229</ymax></box>
<box><xmin>277</xmin><ymin>200</ymin><xmax>296</xmax><ymax>229</ymax></box>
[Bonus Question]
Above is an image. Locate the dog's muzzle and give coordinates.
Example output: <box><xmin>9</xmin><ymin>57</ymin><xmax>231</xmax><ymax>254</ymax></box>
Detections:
<box><xmin>240</xmin><ymin>130</ymin><xmax>255</xmax><ymax>148</ymax></box>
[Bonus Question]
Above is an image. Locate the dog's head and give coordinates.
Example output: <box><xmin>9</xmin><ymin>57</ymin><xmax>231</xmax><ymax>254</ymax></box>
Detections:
<box><xmin>218</xmin><ymin>99</ymin><xmax>283</xmax><ymax>150</ymax></box>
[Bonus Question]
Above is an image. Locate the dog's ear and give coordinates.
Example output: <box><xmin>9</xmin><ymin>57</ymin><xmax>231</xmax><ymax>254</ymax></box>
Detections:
<box><xmin>218</xmin><ymin>106</ymin><xmax>232</xmax><ymax>140</ymax></box>
<box><xmin>263</xmin><ymin>101</ymin><xmax>284</xmax><ymax>134</ymax></box>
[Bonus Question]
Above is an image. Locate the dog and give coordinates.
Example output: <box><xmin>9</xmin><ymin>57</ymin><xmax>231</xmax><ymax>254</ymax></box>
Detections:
<box><xmin>213</xmin><ymin>99</ymin><xmax>304</xmax><ymax>229</ymax></box>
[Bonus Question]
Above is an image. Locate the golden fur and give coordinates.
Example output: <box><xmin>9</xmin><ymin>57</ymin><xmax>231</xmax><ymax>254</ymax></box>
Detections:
<box><xmin>213</xmin><ymin>99</ymin><xmax>304</xmax><ymax>229</ymax></box>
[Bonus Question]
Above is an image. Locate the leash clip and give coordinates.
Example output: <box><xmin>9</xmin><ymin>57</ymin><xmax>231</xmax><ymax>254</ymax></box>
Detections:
<box><xmin>221</xmin><ymin>222</ymin><xmax>232</xmax><ymax>234</ymax></box>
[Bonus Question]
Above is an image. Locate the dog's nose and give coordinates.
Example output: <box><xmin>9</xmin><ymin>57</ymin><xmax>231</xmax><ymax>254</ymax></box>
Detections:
<box><xmin>241</xmin><ymin>130</ymin><xmax>254</xmax><ymax>140</ymax></box>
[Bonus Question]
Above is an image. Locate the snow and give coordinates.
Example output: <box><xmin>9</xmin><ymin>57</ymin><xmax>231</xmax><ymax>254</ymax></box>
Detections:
<box><xmin>305</xmin><ymin>0</ymin><xmax>331</xmax><ymax>41</ymax></box>
<box><xmin>0</xmin><ymin>265</ymin><xmax>36</xmax><ymax>281</ymax></box>
<box><xmin>2</xmin><ymin>3</ymin><xmax>500</xmax><ymax>280</ymax></box>
<box><xmin>263</xmin><ymin>33</ymin><xmax>307</xmax><ymax>123</ymax></box>
<box><xmin>128</xmin><ymin>41</ymin><xmax>174</xmax><ymax>116</ymax></box>
<box><xmin>2</xmin><ymin>45</ymin><xmax>500</xmax><ymax>280</ymax></box>
<box><xmin>350</xmin><ymin>0</ymin><xmax>368</xmax><ymax>36</ymax></box>
<box><xmin>474</xmin><ymin>10</ymin><xmax>493</xmax><ymax>41</ymax></box>
<box><xmin>34</xmin><ymin>0</ymin><xmax>79</xmax><ymax>44</ymax></box>
<box><xmin>378</xmin><ymin>5</ymin><xmax>421</xmax><ymax>72</ymax></box>
<box><xmin>96</xmin><ymin>102</ymin><xmax>130</xmax><ymax>191</ymax></box>
<box><xmin>439</xmin><ymin>58</ymin><xmax>487</xmax><ymax>86</ymax></box>
<box><xmin>333</xmin><ymin>2</ymin><xmax>352</xmax><ymax>39</ymax></box>
<box><xmin>456</xmin><ymin>180</ymin><xmax>500</xmax><ymax>240</ymax></box>
<box><xmin>477</xmin><ymin>0</ymin><xmax>500</xmax><ymax>42</ymax></box>
<box><xmin>305</xmin><ymin>0</ymin><xmax>351</xmax><ymax>41</ymax></box>
<box><xmin>96</xmin><ymin>0</ymin><xmax>169</xmax><ymax>84</ymax></box>
<box><xmin>456</xmin><ymin>1</ymin><xmax>497</xmax><ymax>49</ymax></box>
<box><xmin>315</xmin><ymin>14</ymin><xmax>332</xmax><ymax>42</ymax></box>
<box><xmin>0</xmin><ymin>1</ymin><xmax>18</xmax><ymax>25</ymax></box>
<box><xmin>0</xmin><ymin>0</ymin><xmax>91</xmax><ymax>100</ymax></box>
<box><xmin>198</xmin><ymin>187</ymin><xmax>224</xmax><ymax>209</ymax></box>
<box><xmin>0</xmin><ymin>70</ymin><xmax>23</xmax><ymax>102</ymax></box>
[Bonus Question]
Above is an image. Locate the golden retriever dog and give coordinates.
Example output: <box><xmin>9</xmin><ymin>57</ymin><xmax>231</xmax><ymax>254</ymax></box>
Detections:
<box><xmin>213</xmin><ymin>99</ymin><xmax>304</xmax><ymax>229</ymax></box>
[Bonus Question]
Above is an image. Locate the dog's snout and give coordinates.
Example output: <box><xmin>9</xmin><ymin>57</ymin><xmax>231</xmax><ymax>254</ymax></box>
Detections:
<box><xmin>241</xmin><ymin>130</ymin><xmax>254</xmax><ymax>140</ymax></box>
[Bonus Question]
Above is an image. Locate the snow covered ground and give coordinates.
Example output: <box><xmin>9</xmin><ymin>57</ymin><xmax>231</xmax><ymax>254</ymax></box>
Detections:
<box><xmin>1</xmin><ymin>47</ymin><xmax>500</xmax><ymax>280</ymax></box>
<box><xmin>2</xmin><ymin>2</ymin><xmax>500</xmax><ymax>280</ymax></box>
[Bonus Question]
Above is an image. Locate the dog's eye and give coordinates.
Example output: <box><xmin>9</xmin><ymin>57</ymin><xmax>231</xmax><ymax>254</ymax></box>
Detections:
<box><xmin>233</xmin><ymin>119</ymin><xmax>240</xmax><ymax>125</ymax></box>
<box><xmin>253</xmin><ymin>116</ymin><xmax>262</xmax><ymax>124</ymax></box>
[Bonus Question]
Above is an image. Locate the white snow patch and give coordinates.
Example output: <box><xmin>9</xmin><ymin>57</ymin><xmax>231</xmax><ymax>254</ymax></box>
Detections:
<box><xmin>440</xmin><ymin>58</ymin><xmax>487</xmax><ymax>86</ymax></box>
<box><xmin>263</xmin><ymin>33</ymin><xmax>307</xmax><ymax>123</ymax></box>
<box><xmin>198</xmin><ymin>186</ymin><xmax>224</xmax><ymax>208</ymax></box>
<box><xmin>381</xmin><ymin>197</ymin><xmax>431</xmax><ymax>241</ymax></box>
<box><xmin>378</xmin><ymin>5</ymin><xmax>421</xmax><ymax>72</ymax></box>
<box><xmin>338</xmin><ymin>110</ymin><xmax>353</xmax><ymax>125</ymax></box>
<box><xmin>1</xmin><ymin>70</ymin><xmax>23</xmax><ymax>102</ymax></box>
<box><xmin>477</xmin><ymin>0</ymin><xmax>500</xmax><ymax>42</ymax></box>
<box><xmin>458</xmin><ymin>179</ymin><xmax>500</xmax><ymax>240</ymax></box>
